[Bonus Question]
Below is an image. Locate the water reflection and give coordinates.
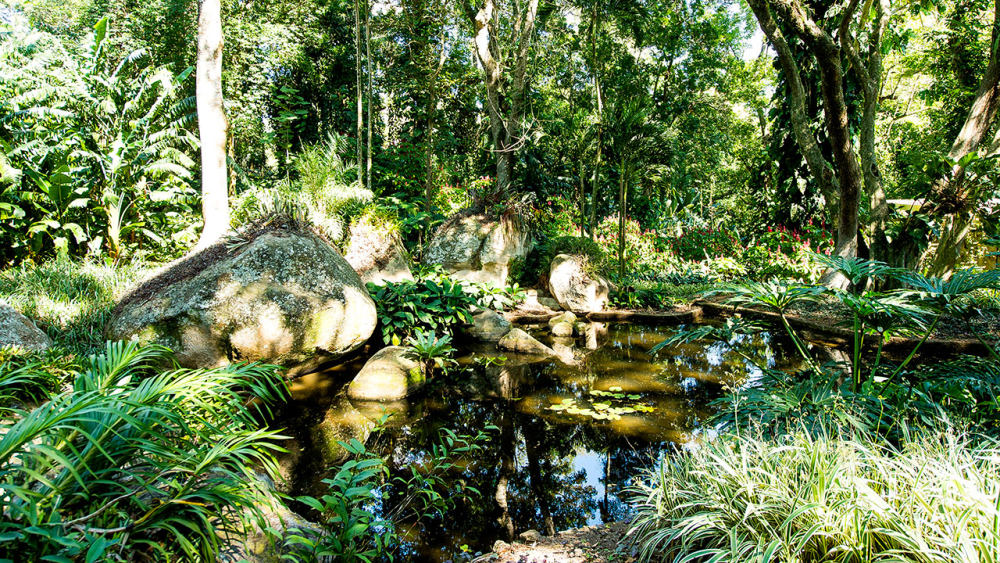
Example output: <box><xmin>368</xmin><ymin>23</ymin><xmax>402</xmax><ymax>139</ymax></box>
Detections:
<box><xmin>273</xmin><ymin>322</ymin><xmax>792</xmax><ymax>562</ymax></box>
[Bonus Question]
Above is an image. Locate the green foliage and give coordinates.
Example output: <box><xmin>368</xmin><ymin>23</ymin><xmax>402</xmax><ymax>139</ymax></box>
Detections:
<box><xmin>0</xmin><ymin>347</ymin><xmax>78</xmax><ymax>412</ymax></box>
<box><xmin>610</xmin><ymin>280</ymin><xmax>714</xmax><ymax>309</ymax></box>
<box><xmin>0</xmin><ymin>16</ymin><xmax>198</xmax><ymax>263</ymax></box>
<box><xmin>367</xmin><ymin>275</ymin><xmax>475</xmax><ymax>345</ymax></box>
<box><xmin>283</xmin><ymin>439</ymin><xmax>392</xmax><ymax>562</ymax></box>
<box><xmin>367</xmin><ymin>268</ymin><xmax>521</xmax><ymax>345</ymax></box>
<box><xmin>520</xmin><ymin>235</ymin><xmax>605</xmax><ymax>286</ymax></box>
<box><xmin>628</xmin><ymin>429</ymin><xmax>1000</xmax><ymax>563</ymax></box>
<box><xmin>283</xmin><ymin>425</ymin><xmax>495</xmax><ymax>562</ymax></box>
<box><xmin>405</xmin><ymin>330</ymin><xmax>457</xmax><ymax>377</ymax></box>
<box><xmin>0</xmin><ymin>341</ymin><xmax>289</xmax><ymax>562</ymax></box>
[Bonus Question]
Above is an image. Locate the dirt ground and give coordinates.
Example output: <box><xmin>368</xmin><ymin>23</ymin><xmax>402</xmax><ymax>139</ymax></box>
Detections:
<box><xmin>474</xmin><ymin>522</ymin><xmax>636</xmax><ymax>563</ymax></box>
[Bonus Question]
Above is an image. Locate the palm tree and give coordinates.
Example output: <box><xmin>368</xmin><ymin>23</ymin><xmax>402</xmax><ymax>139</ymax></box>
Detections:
<box><xmin>604</xmin><ymin>96</ymin><xmax>673</xmax><ymax>277</ymax></box>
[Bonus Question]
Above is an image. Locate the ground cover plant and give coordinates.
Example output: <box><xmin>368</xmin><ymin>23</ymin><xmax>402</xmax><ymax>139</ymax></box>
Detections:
<box><xmin>0</xmin><ymin>342</ymin><xmax>288</xmax><ymax>561</ymax></box>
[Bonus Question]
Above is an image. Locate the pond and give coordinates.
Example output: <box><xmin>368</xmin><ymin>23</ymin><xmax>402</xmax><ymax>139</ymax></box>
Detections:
<box><xmin>273</xmin><ymin>322</ymin><xmax>798</xmax><ymax>562</ymax></box>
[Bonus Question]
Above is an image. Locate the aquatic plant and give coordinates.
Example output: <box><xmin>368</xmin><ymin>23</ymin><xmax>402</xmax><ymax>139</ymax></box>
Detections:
<box><xmin>547</xmin><ymin>386</ymin><xmax>655</xmax><ymax>422</ymax></box>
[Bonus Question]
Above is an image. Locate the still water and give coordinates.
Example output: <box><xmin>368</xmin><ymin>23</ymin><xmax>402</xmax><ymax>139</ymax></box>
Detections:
<box><xmin>273</xmin><ymin>322</ymin><xmax>794</xmax><ymax>562</ymax></box>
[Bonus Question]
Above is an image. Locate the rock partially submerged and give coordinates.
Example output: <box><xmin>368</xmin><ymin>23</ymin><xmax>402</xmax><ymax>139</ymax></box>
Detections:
<box><xmin>347</xmin><ymin>346</ymin><xmax>425</xmax><ymax>401</ymax></box>
<box><xmin>466</xmin><ymin>309</ymin><xmax>512</xmax><ymax>341</ymax></box>
<box><xmin>0</xmin><ymin>302</ymin><xmax>51</xmax><ymax>352</ymax></box>
<box><xmin>548</xmin><ymin>254</ymin><xmax>611</xmax><ymax>313</ymax></box>
<box><xmin>107</xmin><ymin>222</ymin><xmax>376</xmax><ymax>373</ymax></box>
<box><xmin>424</xmin><ymin>213</ymin><xmax>530</xmax><ymax>287</ymax></box>
<box><xmin>498</xmin><ymin>328</ymin><xmax>556</xmax><ymax>357</ymax></box>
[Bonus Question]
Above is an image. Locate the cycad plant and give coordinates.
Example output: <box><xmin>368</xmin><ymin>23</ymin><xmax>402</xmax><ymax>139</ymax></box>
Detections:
<box><xmin>405</xmin><ymin>330</ymin><xmax>457</xmax><ymax>378</ymax></box>
<box><xmin>0</xmin><ymin>341</ymin><xmax>288</xmax><ymax>561</ymax></box>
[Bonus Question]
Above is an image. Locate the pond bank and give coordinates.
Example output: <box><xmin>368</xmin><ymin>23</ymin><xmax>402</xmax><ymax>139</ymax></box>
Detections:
<box><xmin>504</xmin><ymin>297</ymin><xmax>996</xmax><ymax>358</ymax></box>
<box><xmin>476</xmin><ymin>521</ymin><xmax>634</xmax><ymax>563</ymax></box>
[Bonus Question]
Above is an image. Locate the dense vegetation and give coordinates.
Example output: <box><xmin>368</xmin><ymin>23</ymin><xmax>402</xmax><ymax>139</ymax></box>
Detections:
<box><xmin>2</xmin><ymin>0</ymin><xmax>999</xmax><ymax>560</ymax></box>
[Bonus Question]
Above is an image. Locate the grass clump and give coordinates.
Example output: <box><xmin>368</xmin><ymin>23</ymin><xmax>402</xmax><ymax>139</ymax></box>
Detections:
<box><xmin>628</xmin><ymin>429</ymin><xmax>1000</xmax><ymax>563</ymax></box>
<box><xmin>0</xmin><ymin>257</ymin><xmax>148</xmax><ymax>355</ymax></box>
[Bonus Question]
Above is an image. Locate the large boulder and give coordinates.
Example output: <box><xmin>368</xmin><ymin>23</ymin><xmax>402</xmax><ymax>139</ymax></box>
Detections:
<box><xmin>0</xmin><ymin>302</ymin><xmax>52</xmax><ymax>352</ymax></box>
<box><xmin>465</xmin><ymin>309</ymin><xmax>512</xmax><ymax>341</ymax></box>
<box><xmin>342</xmin><ymin>215</ymin><xmax>413</xmax><ymax>285</ymax></box>
<box><xmin>107</xmin><ymin>226</ymin><xmax>376</xmax><ymax>373</ymax></box>
<box><xmin>424</xmin><ymin>213</ymin><xmax>530</xmax><ymax>287</ymax></box>
<box><xmin>347</xmin><ymin>346</ymin><xmax>426</xmax><ymax>401</ymax></box>
<box><xmin>548</xmin><ymin>254</ymin><xmax>611</xmax><ymax>313</ymax></box>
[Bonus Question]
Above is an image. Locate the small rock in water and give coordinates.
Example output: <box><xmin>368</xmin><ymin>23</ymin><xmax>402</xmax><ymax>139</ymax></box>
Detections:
<box><xmin>551</xmin><ymin>321</ymin><xmax>574</xmax><ymax>337</ymax></box>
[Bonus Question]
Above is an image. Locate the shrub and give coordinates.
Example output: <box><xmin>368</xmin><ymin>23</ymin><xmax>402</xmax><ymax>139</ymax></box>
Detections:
<box><xmin>0</xmin><ymin>341</ymin><xmax>288</xmax><ymax>561</ymax></box>
<box><xmin>367</xmin><ymin>274</ymin><xmax>477</xmax><ymax>345</ymax></box>
<box><xmin>519</xmin><ymin>235</ymin><xmax>605</xmax><ymax>285</ymax></box>
<box><xmin>668</xmin><ymin>227</ymin><xmax>742</xmax><ymax>261</ymax></box>
<box><xmin>628</xmin><ymin>429</ymin><xmax>1000</xmax><ymax>563</ymax></box>
<box><xmin>368</xmin><ymin>268</ymin><xmax>522</xmax><ymax>345</ymax></box>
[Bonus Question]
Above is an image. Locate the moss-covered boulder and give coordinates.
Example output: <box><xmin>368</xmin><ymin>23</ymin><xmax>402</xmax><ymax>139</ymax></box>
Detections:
<box><xmin>548</xmin><ymin>254</ymin><xmax>610</xmax><ymax>313</ymax></box>
<box><xmin>107</xmin><ymin>226</ymin><xmax>376</xmax><ymax>374</ymax></box>
<box><xmin>342</xmin><ymin>215</ymin><xmax>413</xmax><ymax>285</ymax></box>
<box><xmin>0</xmin><ymin>302</ymin><xmax>51</xmax><ymax>352</ymax></box>
<box><xmin>347</xmin><ymin>346</ymin><xmax>425</xmax><ymax>401</ymax></box>
<box><xmin>424</xmin><ymin>213</ymin><xmax>530</xmax><ymax>287</ymax></box>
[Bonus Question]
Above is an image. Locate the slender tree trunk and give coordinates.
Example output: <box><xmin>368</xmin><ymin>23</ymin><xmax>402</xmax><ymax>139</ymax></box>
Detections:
<box><xmin>365</xmin><ymin>0</ymin><xmax>373</xmax><ymax>190</ymax></box>
<box><xmin>424</xmin><ymin>46</ymin><xmax>446</xmax><ymax>245</ymax></box>
<box><xmin>196</xmin><ymin>0</ymin><xmax>229</xmax><ymax>248</ymax></box>
<box><xmin>354</xmin><ymin>0</ymin><xmax>363</xmax><ymax>185</ymax></box>
<box><xmin>589</xmin><ymin>4</ymin><xmax>603</xmax><ymax>239</ymax></box>
<box><xmin>841</xmin><ymin>0</ymin><xmax>890</xmax><ymax>263</ymax></box>
<box><xmin>617</xmin><ymin>165</ymin><xmax>627</xmax><ymax>278</ymax></box>
<box><xmin>579</xmin><ymin>160</ymin><xmax>586</xmax><ymax>236</ymax></box>
<box><xmin>471</xmin><ymin>0</ymin><xmax>510</xmax><ymax>192</ymax></box>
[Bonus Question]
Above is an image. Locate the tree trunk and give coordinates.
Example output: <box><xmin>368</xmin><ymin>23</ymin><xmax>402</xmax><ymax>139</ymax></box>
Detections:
<box><xmin>589</xmin><ymin>4</ymin><xmax>603</xmax><ymax>239</ymax></box>
<box><xmin>424</xmin><ymin>46</ymin><xmax>446</xmax><ymax>245</ymax></box>
<box><xmin>354</xmin><ymin>0</ymin><xmax>364</xmax><ymax>185</ymax></box>
<box><xmin>365</xmin><ymin>0</ymin><xmax>373</xmax><ymax>190</ymax></box>
<box><xmin>746</xmin><ymin>0</ymin><xmax>839</xmax><ymax>216</ymax></box>
<box><xmin>195</xmin><ymin>0</ymin><xmax>229</xmax><ymax>248</ymax></box>
<box><xmin>617</xmin><ymin>165</ymin><xmax>627</xmax><ymax>278</ymax></box>
<box><xmin>749</xmin><ymin>0</ymin><xmax>866</xmax><ymax>288</ymax></box>
<box><xmin>841</xmin><ymin>0</ymin><xmax>890</xmax><ymax>263</ymax></box>
<box><xmin>471</xmin><ymin>0</ymin><xmax>510</xmax><ymax>192</ymax></box>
